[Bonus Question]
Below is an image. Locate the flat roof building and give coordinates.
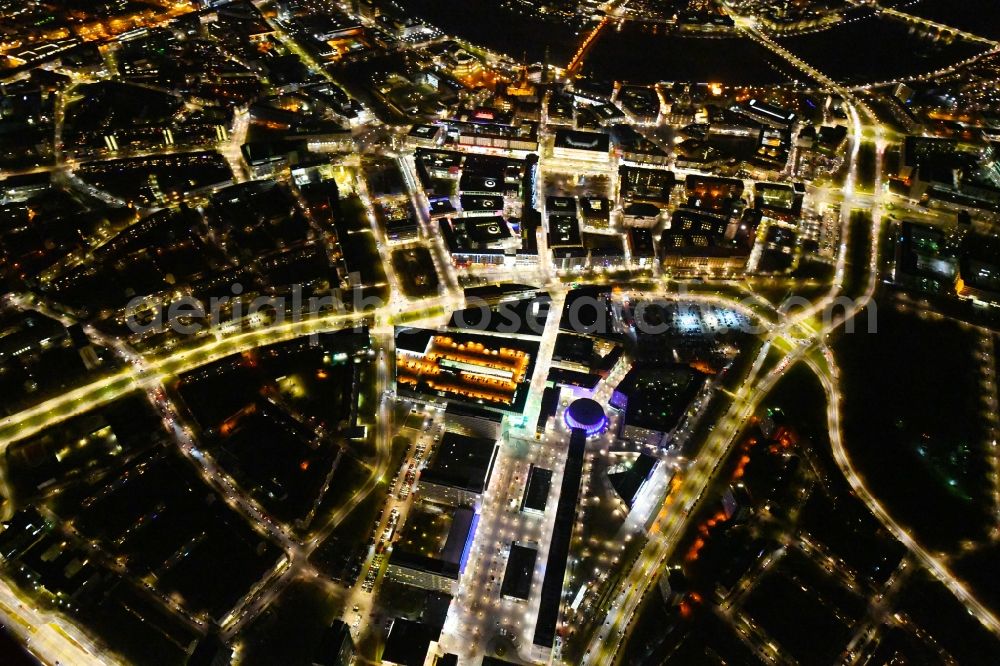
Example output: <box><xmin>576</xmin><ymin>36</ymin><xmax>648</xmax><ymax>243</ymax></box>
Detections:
<box><xmin>552</xmin><ymin>129</ymin><xmax>610</xmax><ymax>162</ymax></box>
<box><xmin>459</xmin><ymin>195</ymin><xmax>504</xmax><ymax>216</ymax></box>
<box><xmin>444</xmin><ymin>402</ymin><xmax>504</xmax><ymax>439</ymax></box>
<box><xmin>312</xmin><ymin>620</ymin><xmax>353</xmax><ymax>666</ymax></box>
<box><xmin>552</xmin><ymin>333</ymin><xmax>594</xmax><ymax>371</ymax></box>
<box><xmin>536</xmin><ymin>386</ymin><xmax>561</xmax><ymax>435</ymax></box>
<box><xmin>408</xmin><ymin>124</ymin><xmax>444</xmax><ymax>148</ymax></box>
<box><xmin>659</xmin><ymin>209</ymin><xmax>750</xmax><ymax>273</ymax></box>
<box><xmin>448</xmin><ymin>119</ymin><xmax>538</xmax><ymax>152</ymax></box>
<box><xmin>579</xmin><ymin>197</ymin><xmax>610</xmax><ymax>228</ymax></box>
<box><xmin>627</xmin><ymin>227</ymin><xmax>656</xmax><ymax>267</ymax></box>
<box><xmin>532</xmin><ymin>429</ymin><xmax>586</xmax><ymax>652</ymax></box>
<box><xmin>620</xmin><ymin>165</ymin><xmax>675</xmax><ymax>206</ymax></box>
<box><xmin>459</xmin><ymin>173</ymin><xmax>505</xmax><ymax>197</ymax></box>
<box><xmin>548</xmin><ymin>215</ymin><xmax>582</xmax><ymax>249</ymax></box>
<box><xmin>521</xmin><ymin>465</ymin><xmax>552</xmax><ymax>515</ymax></box>
<box><xmin>623</xmin><ymin>201</ymin><xmax>662</xmax><ymax>228</ymax></box>
<box><xmin>382</xmin><ymin>618</ymin><xmax>441</xmax><ymax>666</ymax></box>
<box><xmin>957</xmin><ymin>252</ymin><xmax>1000</xmax><ymax>306</ymax></box>
<box><xmin>500</xmin><ymin>542</ymin><xmax>538</xmax><ymax>601</ymax></box>
<box><xmin>418</xmin><ymin>432</ymin><xmax>499</xmax><ymax>507</ymax></box>
<box><xmin>611</xmin><ymin>124</ymin><xmax>669</xmax><ymax>165</ymax></box>
<box><xmin>607</xmin><ymin>453</ymin><xmax>658</xmax><ymax>509</ymax></box>
<box><xmin>385</xmin><ymin>504</ymin><xmax>478</xmax><ymax>595</ymax></box>
<box><xmin>611</xmin><ymin>365</ymin><xmax>705</xmax><ymax>448</ymax></box>
<box><xmin>734</xmin><ymin>99</ymin><xmax>796</xmax><ymax>130</ymax></box>
<box><xmin>546</xmin><ymin>196</ymin><xmax>577</xmax><ymax>215</ymax></box>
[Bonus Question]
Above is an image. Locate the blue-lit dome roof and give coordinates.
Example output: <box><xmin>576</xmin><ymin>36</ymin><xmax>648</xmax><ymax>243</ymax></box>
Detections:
<box><xmin>565</xmin><ymin>398</ymin><xmax>608</xmax><ymax>436</ymax></box>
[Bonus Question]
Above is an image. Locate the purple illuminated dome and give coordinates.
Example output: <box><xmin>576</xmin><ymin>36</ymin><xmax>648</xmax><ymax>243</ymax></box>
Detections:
<box><xmin>564</xmin><ymin>398</ymin><xmax>608</xmax><ymax>437</ymax></box>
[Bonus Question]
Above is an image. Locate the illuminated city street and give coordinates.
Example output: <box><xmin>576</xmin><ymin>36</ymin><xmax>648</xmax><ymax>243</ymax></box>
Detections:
<box><xmin>2</xmin><ymin>0</ymin><xmax>1000</xmax><ymax>665</ymax></box>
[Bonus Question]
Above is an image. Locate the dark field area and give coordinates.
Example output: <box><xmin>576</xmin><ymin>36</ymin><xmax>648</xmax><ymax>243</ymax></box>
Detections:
<box><xmin>766</xmin><ymin>364</ymin><xmax>906</xmax><ymax>587</ymax></box>
<box><xmin>952</xmin><ymin>542</ymin><xmax>1000</xmax><ymax>620</ymax></box>
<box><xmin>835</xmin><ymin>302</ymin><xmax>993</xmax><ymax>551</ymax></box>
<box><xmin>620</xmin><ymin>599</ymin><xmax>765</xmax><ymax>665</ymax></box>
<box><xmin>896</xmin><ymin>570</ymin><xmax>1000</xmax><ymax>665</ymax></box>
<box><xmin>0</xmin><ymin>626</ymin><xmax>41</xmax><ymax>666</ymax></box>
<box><xmin>744</xmin><ymin>567</ymin><xmax>853</xmax><ymax>664</ymax></box>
